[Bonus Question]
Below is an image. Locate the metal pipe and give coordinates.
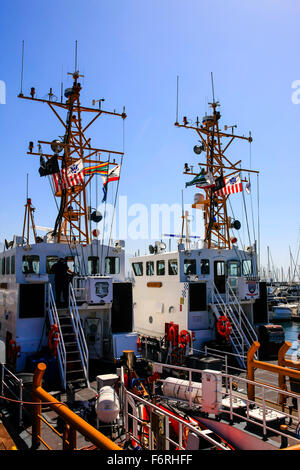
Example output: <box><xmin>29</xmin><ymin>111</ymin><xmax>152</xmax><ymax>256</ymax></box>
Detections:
<box><xmin>247</xmin><ymin>341</ymin><xmax>300</xmax><ymax>402</ymax></box>
<box><xmin>32</xmin><ymin>363</ymin><xmax>121</xmax><ymax>450</ymax></box>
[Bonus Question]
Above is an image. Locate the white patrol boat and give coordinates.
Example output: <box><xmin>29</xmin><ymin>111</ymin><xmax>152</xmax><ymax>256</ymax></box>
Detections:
<box><xmin>130</xmin><ymin>91</ymin><xmax>284</xmax><ymax>368</ymax></box>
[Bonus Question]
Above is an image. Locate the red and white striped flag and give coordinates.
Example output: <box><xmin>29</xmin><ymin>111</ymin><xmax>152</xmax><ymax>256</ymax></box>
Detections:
<box><xmin>52</xmin><ymin>159</ymin><xmax>84</xmax><ymax>191</ymax></box>
<box><xmin>214</xmin><ymin>174</ymin><xmax>242</xmax><ymax>197</ymax></box>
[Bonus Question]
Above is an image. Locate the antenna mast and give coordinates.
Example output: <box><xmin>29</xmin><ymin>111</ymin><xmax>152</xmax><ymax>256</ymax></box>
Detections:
<box><xmin>19</xmin><ymin>44</ymin><xmax>127</xmax><ymax>245</ymax></box>
<box><xmin>175</xmin><ymin>75</ymin><xmax>257</xmax><ymax>249</ymax></box>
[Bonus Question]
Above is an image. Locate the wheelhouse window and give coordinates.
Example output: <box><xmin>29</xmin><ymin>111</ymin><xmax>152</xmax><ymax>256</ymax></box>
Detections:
<box><xmin>228</xmin><ymin>260</ymin><xmax>241</xmax><ymax>277</ymax></box>
<box><xmin>156</xmin><ymin>260</ymin><xmax>165</xmax><ymax>276</ymax></box>
<box><xmin>46</xmin><ymin>256</ymin><xmax>58</xmax><ymax>274</ymax></box>
<box><xmin>215</xmin><ymin>261</ymin><xmax>225</xmax><ymax>276</ymax></box>
<box><xmin>65</xmin><ymin>256</ymin><xmax>75</xmax><ymax>272</ymax></box>
<box><xmin>184</xmin><ymin>259</ymin><xmax>196</xmax><ymax>275</ymax></box>
<box><xmin>168</xmin><ymin>259</ymin><xmax>178</xmax><ymax>275</ymax></box>
<box><xmin>105</xmin><ymin>256</ymin><xmax>120</xmax><ymax>274</ymax></box>
<box><xmin>1</xmin><ymin>258</ymin><xmax>5</xmax><ymax>275</ymax></box>
<box><xmin>5</xmin><ymin>257</ymin><xmax>10</xmax><ymax>275</ymax></box>
<box><xmin>88</xmin><ymin>256</ymin><xmax>99</xmax><ymax>275</ymax></box>
<box><xmin>132</xmin><ymin>262</ymin><xmax>143</xmax><ymax>276</ymax></box>
<box><xmin>242</xmin><ymin>259</ymin><xmax>253</xmax><ymax>276</ymax></box>
<box><xmin>146</xmin><ymin>261</ymin><xmax>154</xmax><ymax>276</ymax></box>
<box><xmin>22</xmin><ymin>255</ymin><xmax>40</xmax><ymax>274</ymax></box>
<box><xmin>10</xmin><ymin>255</ymin><xmax>15</xmax><ymax>275</ymax></box>
<box><xmin>200</xmin><ymin>259</ymin><xmax>210</xmax><ymax>275</ymax></box>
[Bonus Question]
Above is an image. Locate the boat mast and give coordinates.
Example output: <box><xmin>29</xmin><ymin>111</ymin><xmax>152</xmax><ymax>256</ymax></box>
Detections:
<box><xmin>175</xmin><ymin>82</ymin><xmax>257</xmax><ymax>250</ymax></box>
<box><xmin>18</xmin><ymin>59</ymin><xmax>126</xmax><ymax>245</ymax></box>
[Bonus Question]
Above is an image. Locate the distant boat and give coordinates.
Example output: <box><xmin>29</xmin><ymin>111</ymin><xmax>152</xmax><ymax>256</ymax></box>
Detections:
<box><xmin>270</xmin><ymin>304</ymin><xmax>292</xmax><ymax>321</ymax></box>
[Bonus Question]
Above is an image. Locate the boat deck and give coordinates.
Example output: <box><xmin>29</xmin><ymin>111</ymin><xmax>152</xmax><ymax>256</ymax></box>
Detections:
<box><xmin>1</xmin><ymin>360</ymin><xmax>299</xmax><ymax>451</ymax></box>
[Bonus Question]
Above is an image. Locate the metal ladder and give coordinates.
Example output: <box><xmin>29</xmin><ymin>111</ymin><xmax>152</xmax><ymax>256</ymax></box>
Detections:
<box><xmin>209</xmin><ymin>282</ymin><xmax>258</xmax><ymax>369</ymax></box>
<box><xmin>47</xmin><ymin>283</ymin><xmax>89</xmax><ymax>390</ymax></box>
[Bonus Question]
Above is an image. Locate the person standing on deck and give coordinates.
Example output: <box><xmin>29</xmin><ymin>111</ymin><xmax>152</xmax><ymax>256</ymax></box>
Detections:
<box><xmin>51</xmin><ymin>257</ymin><xmax>73</xmax><ymax>307</ymax></box>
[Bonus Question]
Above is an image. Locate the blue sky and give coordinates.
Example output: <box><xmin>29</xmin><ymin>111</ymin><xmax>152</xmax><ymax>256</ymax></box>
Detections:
<box><xmin>0</xmin><ymin>0</ymin><xmax>300</xmax><ymax>277</ymax></box>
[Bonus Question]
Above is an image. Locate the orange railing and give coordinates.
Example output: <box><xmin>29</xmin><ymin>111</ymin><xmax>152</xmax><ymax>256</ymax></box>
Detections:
<box><xmin>247</xmin><ymin>341</ymin><xmax>300</xmax><ymax>405</ymax></box>
<box><xmin>32</xmin><ymin>362</ymin><xmax>122</xmax><ymax>450</ymax></box>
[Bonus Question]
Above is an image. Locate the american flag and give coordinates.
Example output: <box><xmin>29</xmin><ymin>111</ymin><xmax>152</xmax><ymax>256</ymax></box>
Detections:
<box><xmin>214</xmin><ymin>174</ymin><xmax>242</xmax><ymax>197</ymax></box>
<box><xmin>52</xmin><ymin>159</ymin><xmax>84</xmax><ymax>192</ymax></box>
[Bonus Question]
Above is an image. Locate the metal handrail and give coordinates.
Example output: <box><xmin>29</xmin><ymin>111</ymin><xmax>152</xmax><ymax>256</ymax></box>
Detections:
<box><xmin>32</xmin><ymin>363</ymin><xmax>120</xmax><ymax>450</ymax></box>
<box><xmin>0</xmin><ymin>364</ymin><xmax>23</xmax><ymax>426</ymax></box>
<box><xmin>226</xmin><ymin>281</ymin><xmax>258</xmax><ymax>346</ymax></box>
<box><xmin>122</xmin><ymin>381</ymin><xmax>230</xmax><ymax>450</ymax></box>
<box><xmin>211</xmin><ymin>282</ymin><xmax>246</xmax><ymax>365</ymax></box>
<box><xmin>68</xmin><ymin>283</ymin><xmax>89</xmax><ymax>387</ymax></box>
<box><xmin>150</xmin><ymin>361</ymin><xmax>300</xmax><ymax>448</ymax></box>
<box><xmin>48</xmin><ymin>284</ymin><xmax>67</xmax><ymax>389</ymax></box>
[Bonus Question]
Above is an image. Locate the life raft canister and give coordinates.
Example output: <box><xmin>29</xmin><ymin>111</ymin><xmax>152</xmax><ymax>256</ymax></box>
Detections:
<box><xmin>216</xmin><ymin>315</ymin><xmax>232</xmax><ymax>339</ymax></box>
<box><xmin>48</xmin><ymin>323</ymin><xmax>60</xmax><ymax>356</ymax></box>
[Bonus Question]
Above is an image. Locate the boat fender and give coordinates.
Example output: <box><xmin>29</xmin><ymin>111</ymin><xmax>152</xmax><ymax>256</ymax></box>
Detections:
<box><xmin>137</xmin><ymin>336</ymin><xmax>142</xmax><ymax>353</ymax></box>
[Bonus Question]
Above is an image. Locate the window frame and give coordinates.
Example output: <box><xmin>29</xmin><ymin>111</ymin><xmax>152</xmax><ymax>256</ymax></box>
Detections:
<box><xmin>184</xmin><ymin>259</ymin><xmax>197</xmax><ymax>275</ymax></box>
<box><xmin>46</xmin><ymin>256</ymin><xmax>58</xmax><ymax>274</ymax></box>
<box><xmin>200</xmin><ymin>259</ymin><xmax>210</xmax><ymax>275</ymax></box>
<box><xmin>227</xmin><ymin>260</ymin><xmax>241</xmax><ymax>277</ymax></box>
<box><xmin>88</xmin><ymin>256</ymin><xmax>100</xmax><ymax>275</ymax></box>
<box><xmin>22</xmin><ymin>255</ymin><xmax>40</xmax><ymax>274</ymax></box>
<box><xmin>168</xmin><ymin>259</ymin><xmax>178</xmax><ymax>276</ymax></box>
<box><xmin>156</xmin><ymin>260</ymin><xmax>165</xmax><ymax>276</ymax></box>
<box><xmin>105</xmin><ymin>256</ymin><xmax>120</xmax><ymax>275</ymax></box>
<box><xmin>146</xmin><ymin>261</ymin><xmax>155</xmax><ymax>276</ymax></box>
<box><xmin>5</xmin><ymin>257</ymin><xmax>10</xmax><ymax>275</ymax></box>
<box><xmin>132</xmin><ymin>262</ymin><xmax>143</xmax><ymax>276</ymax></box>
<box><xmin>242</xmin><ymin>259</ymin><xmax>253</xmax><ymax>276</ymax></box>
<box><xmin>10</xmin><ymin>255</ymin><xmax>15</xmax><ymax>275</ymax></box>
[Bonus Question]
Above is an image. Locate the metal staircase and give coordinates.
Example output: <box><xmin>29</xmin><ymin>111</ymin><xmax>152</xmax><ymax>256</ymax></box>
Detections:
<box><xmin>47</xmin><ymin>283</ymin><xmax>89</xmax><ymax>390</ymax></box>
<box><xmin>209</xmin><ymin>281</ymin><xmax>258</xmax><ymax>369</ymax></box>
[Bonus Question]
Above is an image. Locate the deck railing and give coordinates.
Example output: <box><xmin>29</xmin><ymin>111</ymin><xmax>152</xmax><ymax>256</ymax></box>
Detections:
<box><xmin>68</xmin><ymin>283</ymin><xmax>89</xmax><ymax>388</ymax></box>
<box><xmin>31</xmin><ymin>362</ymin><xmax>121</xmax><ymax>450</ymax></box>
<box><xmin>48</xmin><ymin>283</ymin><xmax>67</xmax><ymax>389</ymax></box>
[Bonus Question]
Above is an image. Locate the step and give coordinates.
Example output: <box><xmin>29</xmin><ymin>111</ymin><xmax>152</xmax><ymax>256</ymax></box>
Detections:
<box><xmin>66</xmin><ymin>359</ymin><xmax>82</xmax><ymax>366</ymax></box>
<box><xmin>65</xmin><ymin>342</ymin><xmax>79</xmax><ymax>348</ymax></box>
<box><xmin>66</xmin><ymin>378</ymin><xmax>87</xmax><ymax>387</ymax></box>
<box><xmin>61</xmin><ymin>331</ymin><xmax>76</xmax><ymax>337</ymax></box>
<box><xmin>66</xmin><ymin>371</ymin><xmax>86</xmax><ymax>379</ymax></box>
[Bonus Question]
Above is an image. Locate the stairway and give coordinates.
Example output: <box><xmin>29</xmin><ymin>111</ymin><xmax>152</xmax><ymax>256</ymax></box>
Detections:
<box><xmin>209</xmin><ymin>281</ymin><xmax>258</xmax><ymax>369</ymax></box>
<box><xmin>47</xmin><ymin>283</ymin><xmax>89</xmax><ymax>390</ymax></box>
<box><xmin>57</xmin><ymin>308</ymin><xmax>87</xmax><ymax>389</ymax></box>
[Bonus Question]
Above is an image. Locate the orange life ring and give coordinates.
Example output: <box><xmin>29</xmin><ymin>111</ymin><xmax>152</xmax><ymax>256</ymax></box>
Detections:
<box><xmin>48</xmin><ymin>324</ymin><xmax>60</xmax><ymax>356</ymax></box>
<box><xmin>216</xmin><ymin>316</ymin><xmax>232</xmax><ymax>339</ymax></box>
